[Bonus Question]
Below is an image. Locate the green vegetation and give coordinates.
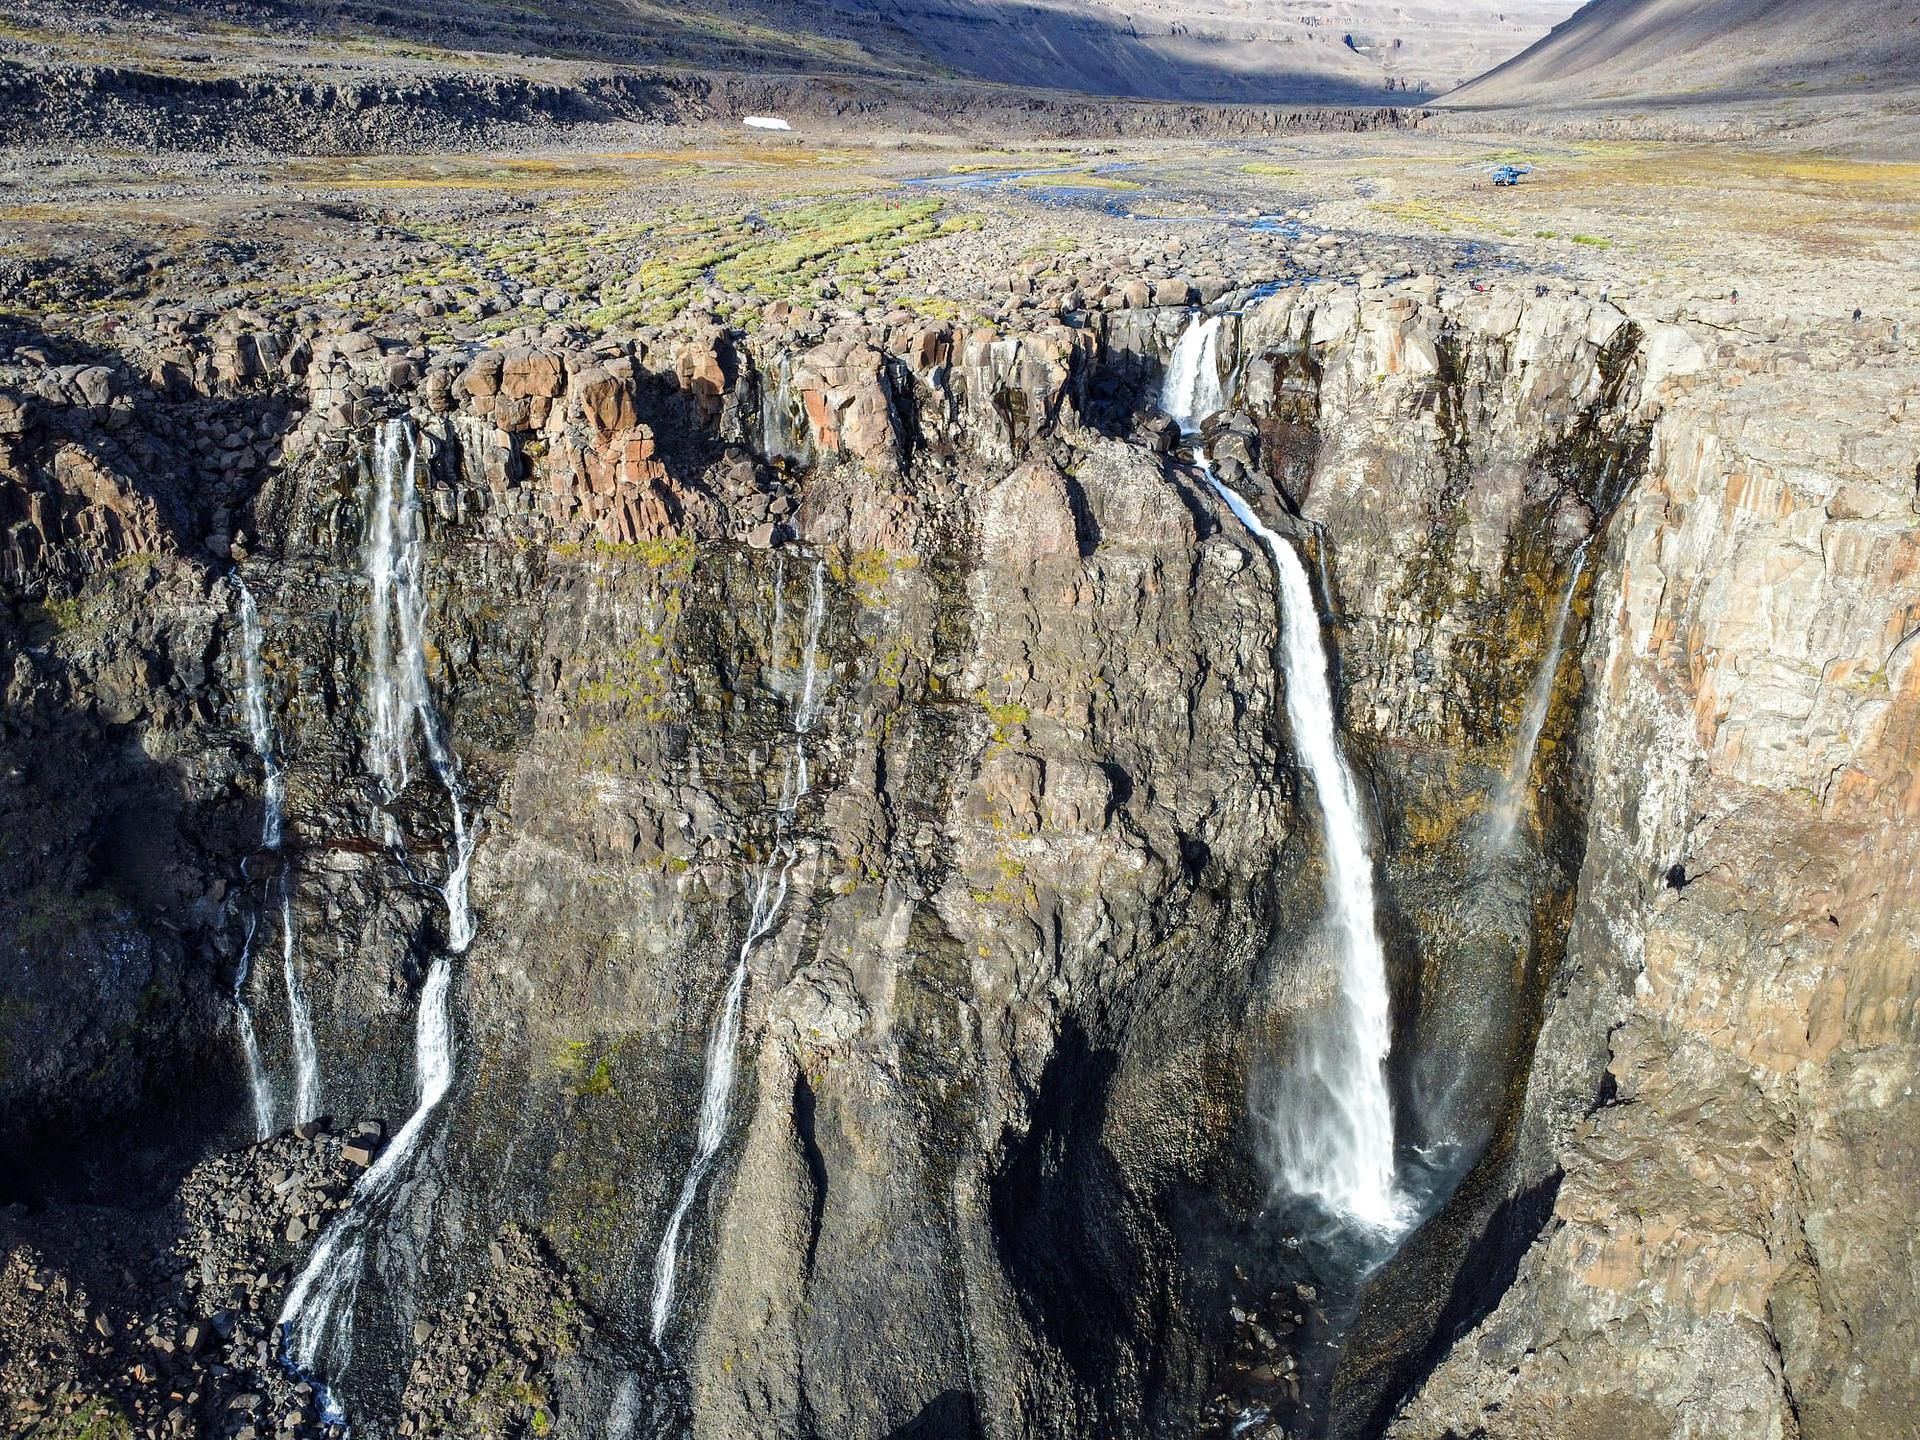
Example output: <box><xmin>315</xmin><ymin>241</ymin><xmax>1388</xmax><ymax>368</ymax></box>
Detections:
<box><xmin>578</xmin><ymin>195</ymin><xmax>955</xmax><ymax>327</ymax></box>
<box><xmin>458</xmin><ymin>1363</ymin><xmax>555</xmax><ymax>1440</ymax></box>
<box><xmin>980</xmin><ymin>696</ymin><xmax>1030</xmax><ymax>741</ymax></box>
<box><xmin>974</xmin><ymin>691</ymin><xmax>1032</xmax><ymax>755</ymax></box>
<box><xmin>550</xmin><ymin>533</ymin><xmax>697</xmax><ymax>574</ymax></box>
<box><xmin>25</xmin><ymin>1401</ymin><xmax>133</xmax><ymax>1440</ymax></box>
<box><xmin>969</xmin><ymin>851</ymin><xmax>1038</xmax><ymax>908</ymax></box>
<box><xmin>556</xmin><ymin>1039</ymin><xmax>617</xmax><ymax>1100</ymax></box>
<box><xmin>947</xmin><ymin>153</ymin><xmax>1077</xmax><ymax>175</ymax></box>
<box><xmin>1370</xmin><ymin>197</ymin><xmax>1516</xmax><ymax>239</ymax></box>
<box><xmin>1009</xmin><ymin>170</ymin><xmax>1140</xmax><ymax>192</ymax></box>
<box><xmin>24</xmin><ymin>593</ymin><xmax>85</xmax><ymax>639</ymax></box>
<box><xmin>835</xmin><ymin>546</ymin><xmax>918</xmax><ymax>608</ymax></box>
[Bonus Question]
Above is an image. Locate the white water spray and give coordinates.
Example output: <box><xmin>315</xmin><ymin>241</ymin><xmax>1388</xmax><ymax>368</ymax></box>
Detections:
<box><xmin>650</xmin><ymin>559</ymin><xmax>828</xmax><ymax>1346</ymax></box>
<box><xmin>1163</xmin><ymin>315</ymin><xmax>1404</xmax><ymax>1235</ymax></box>
<box><xmin>278</xmin><ymin>417</ymin><xmax>476</xmax><ymax>1417</ymax></box>
<box><xmin>1482</xmin><ymin>545</ymin><xmax>1589</xmax><ymax>857</ymax></box>
<box><xmin>236</xmin><ymin>580</ymin><xmax>285</xmax><ymax>851</ymax></box>
<box><xmin>1162</xmin><ymin>309</ymin><xmax>1229</xmax><ymax>433</ymax></box>
<box><xmin>232</xmin><ymin>926</ymin><xmax>274</xmax><ymax>1140</ymax></box>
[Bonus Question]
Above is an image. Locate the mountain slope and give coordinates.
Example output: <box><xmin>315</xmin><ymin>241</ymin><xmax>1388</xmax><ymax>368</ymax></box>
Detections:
<box><xmin>1444</xmin><ymin>0</ymin><xmax>1920</xmax><ymax>109</ymax></box>
<box><xmin>4</xmin><ymin>0</ymin><xmax>1578</xmax><ymax>106</ymax></box>
<box><xmin>813</xmin><ymin>0</ymin><xmax>1582</xmax><ymax>102</ymax></box>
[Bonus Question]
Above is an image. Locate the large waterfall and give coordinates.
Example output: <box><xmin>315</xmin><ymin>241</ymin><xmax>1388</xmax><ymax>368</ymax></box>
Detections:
<box><xmin>650</xmin><ymin>558</ymin><xmax>829</xmax><ymax>1346</ymax></box>
<box><xmin>233</xmin><ymin>576</ymin><xmax>321</xmax><ymax>1137</ymax></box>
<box><xmin>1481</xmin><ymin>543</ymin><xmax>1590</xmax><ymax>858</ymax></box>
<box><xmin>1162</xmin><ymin>315</ymin><xmax>1404</xmax><ymax>1235</ymax></box>
<box><xmin>278</xmin><ymin>417</ymin><xmax>474</xmax><ymax>1418</ymax></box>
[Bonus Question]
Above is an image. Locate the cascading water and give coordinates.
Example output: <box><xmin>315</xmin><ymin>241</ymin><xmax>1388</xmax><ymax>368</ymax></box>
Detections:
<box><xmin>649</xmin><ymin>558</ymin><xmax>829</xmax><ymax>1347</ymax></box>
<box><xmin>236</xmin><ymin>578</ymin><xmax>285</xmax><ymax>853</ymax></box>
<box><xmin>281</xmin><ymin>880</ymin><xmax>321</xmax><ymax>1125</ymax></box>
<box><xmin>232</xmin><ymin>920</ymin><xmax>274</xmax><ymax>1140</ymax></box>
<box><xmin>758</xmin><ymin>353</ymin><xmax>810</xmax><ymax>467</ymax></box>
<box><xmin>277</xmin><ymin>954</ymin><xmax>456</xmax><ymax>1417</ymax></box>
<box><xmin>278</xmin><ymin>417</ymin><xmax>475</xmax><ymax>1419</ymax></box>
<box><xmin>1162</xmin><ymin>314</ymin><xmax>1404</xmax><ymax>1235</ymax></box>
<box><xmin>1162</xmin><ymin>309</ymin><xmax>1229</xmax><ymax>433</ymax></box>
<box><xmin>365</xmin><ymin>418</ymin><xmax>476</xmax><ymax>950</ymax></box>
<box><xmin>232</xmin><ymin>577</ymin><xmax>321</xmax><ymax>1137</ymax></box>
<box><xmin>1481</xmin><ymin>544</ymin><xmax>1590</xmax><ymax>858</ymax></box>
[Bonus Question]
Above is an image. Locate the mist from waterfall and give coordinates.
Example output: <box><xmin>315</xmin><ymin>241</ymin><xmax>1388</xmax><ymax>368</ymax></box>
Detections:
<box><xmin>650</xmin><ymin>558</ymin><xmax>829</xmax><ymax>1347</ymax></box>
<box><xmin>1162</xmin><ymin>315</ymin><xmax>1405</xmax><ymax>1236</ymax></box>
<box><xmin>277</xmin><ymin>417</ymin><xmax>475</xmax><ymax>1419</ymax></box>
<box><xmin>1481</xmin><ymin>544</ymin><xmax>1590</xmax><ymax>858</ymax></box>
<box><xmin>236</xmin><ymin>578</ymin><xmax>285</xmax><ymax>852</ymax></box>
<box><xmin>231</xmin><ymin>919</ymin><xmax>273</xmax><ymax>1140</ymax></box>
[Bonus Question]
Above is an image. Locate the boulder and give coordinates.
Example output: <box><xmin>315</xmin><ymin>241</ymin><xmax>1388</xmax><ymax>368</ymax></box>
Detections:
<box><xmin>1153</xmin><ymin>277</ymin><xmax>1196</xmax><ymax>308</ymax></box>
<box><xmin>499</xmin><ymin>348</ymin><xmax>564</xmax><ymax>401</ymax></box>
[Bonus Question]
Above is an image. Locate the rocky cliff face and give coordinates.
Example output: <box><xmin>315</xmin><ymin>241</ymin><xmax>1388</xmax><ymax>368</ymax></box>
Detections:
<box><xmin>1</xmin><ymin>273</ymin><xmax>1914</xmax><ymax>1440</ymax></box>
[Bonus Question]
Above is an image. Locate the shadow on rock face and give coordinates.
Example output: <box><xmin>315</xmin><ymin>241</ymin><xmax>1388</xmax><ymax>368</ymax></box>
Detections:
<box><xmin>886</xmin><ymin>1388</ymin><xmax>984</xmax><ymax>1440</ymax></box>
<box><xmin>989</xmin><ymin>1021</ymin><xmax>1155</xmax><ymax>1426</ymax></box>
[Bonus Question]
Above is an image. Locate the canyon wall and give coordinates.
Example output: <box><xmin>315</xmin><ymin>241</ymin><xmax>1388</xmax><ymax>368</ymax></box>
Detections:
<box><xmin>0</xmin><ymin>276</ymin><xmax>1913</xmax><ymax>1440</ymax></box>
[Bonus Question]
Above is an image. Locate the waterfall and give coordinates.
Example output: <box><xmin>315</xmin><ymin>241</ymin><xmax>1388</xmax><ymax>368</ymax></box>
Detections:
<box><xmin>232</xmin><ymin>918</ymin><xmax>274</xmax><ymax>1141</ymax></box>
<box><xmin>1161</xmin><ymin>315</ymin><xmax>1404</xmax><ymax>1235</ymax></box>
<box><xmin>233</xmin><ymin>577</ymin><xmax>321</xmax><ymax>1137</ymax></box>
<box><xmin>277</xmin><ymin>417</ymin><xmax>475</xmax><ymax>1419</ymax></box>
<box><xmin>365</xmin><ymin>419</ymin><xmax>476</xmax><ymax>952</ymax></box>
<box><xmin>1482</xmin><ymin>545</ymin><xmax>1590</xmax><ymax>857</ymax></box>
<box><xmin>236</xmin><ymin>580</ymin><xmax>285</xmax><ymax>851</ymax></box>
<box><xmin>282</xmin><ymin>879</ymin><xmax>321</xmax><ymax>1125</ymax></box>
<box><xmin>1163</xmin><ymin>311</ymin><xmax>1229</xmax><ymax>432</ymax></box>
<box><xmin>650</xmin><ymin>558</ymin><xmax>828</xmax><ymax>1347</ymax></box>
<box><xmin>277</xmin><ymin>953</ymin><xmax>457</xmax><ymax>1420</ymax></box>
<box><xmin>758</xmin><ymin>353</ymin><xmax>808</xmax><ymax>466</ymax></box>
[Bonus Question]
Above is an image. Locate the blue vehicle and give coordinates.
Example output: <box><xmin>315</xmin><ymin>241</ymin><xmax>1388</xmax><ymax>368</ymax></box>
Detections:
<box><xmin>1491</xmin><ymin>164</ymin><xmax>1534</xmax><ymax>187</ymax></box>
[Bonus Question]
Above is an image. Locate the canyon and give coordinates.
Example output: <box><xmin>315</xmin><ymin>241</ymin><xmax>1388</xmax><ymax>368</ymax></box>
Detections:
<box><xmin>2</xmin><ymin>4</ymin><xmax>1919</xmax><ymax>1437</ymax></box>
<box><xmin>4</xmin><ymin>215</ymin><xmax>1915</xmax><ymax>1434</ymax></box>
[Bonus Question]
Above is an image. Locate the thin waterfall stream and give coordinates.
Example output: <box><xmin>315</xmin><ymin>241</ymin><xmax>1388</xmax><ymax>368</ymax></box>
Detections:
<box><xmin>1481</xmin><ymin>542</ymin><xmax>1591</xmax><ymax>858</ymax></box>
<box><xmin>233</xmin><ymin>575</ymin><xmax>321</xmax><ymax>1137</ymax></box>
<box><xmin>649</xmin><ymin>558</ymin><xmax>829</xmax><ymax>1347</ymax></box>
<box><xmin>281</xmin><ymin>879</ymin><xmax>321</xmax><ymax>1126</ymax></box>
<box><xmin>232</xmin><ymin>929</ymin><xmax>274</xmax><ymax>1140</ymax></box>
<box><xmin>1163</xmin><ymin>314</ymin><xmax>1405</xmax><ymax>1235</ymax></box>
<box><xmin>277</xmin><ymin>417</ymin><xmax>475</xmax><ymax>1422</ymax></box>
